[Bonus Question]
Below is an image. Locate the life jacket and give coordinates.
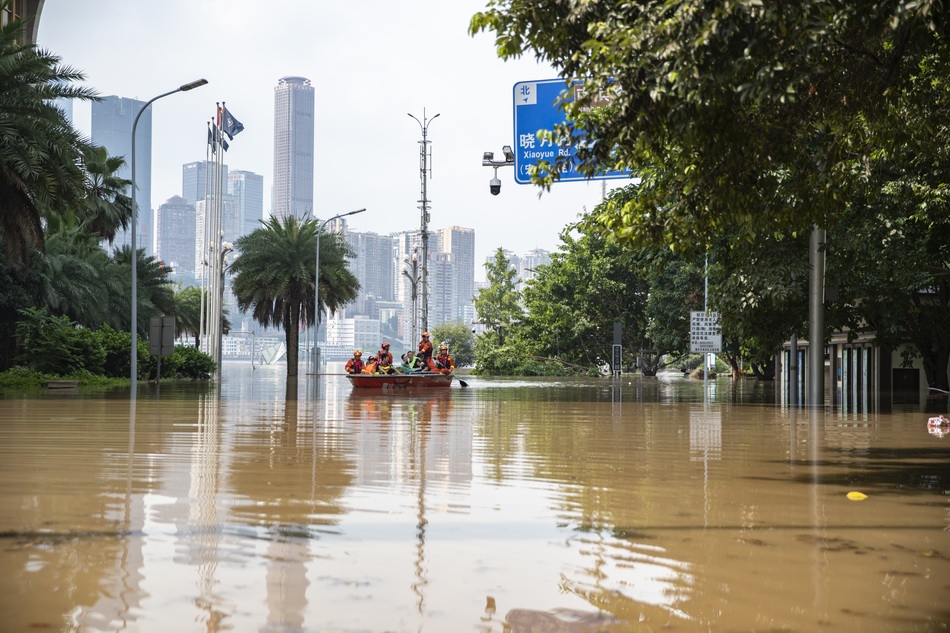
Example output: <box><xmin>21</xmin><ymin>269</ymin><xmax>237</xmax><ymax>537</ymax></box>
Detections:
<box><xmin>345</xmin><ymin>358</ymin><xmax>364</xmax><ymax>374</ymax></box>
<box><xmin>418</xmin><ymin>339</ymin><xmax>433</xmax><ymax>358</ymax></box>
<box><xmin>436</xmin><ymin>353</ymin><xmax>454</xmax><ymax>373</ymax></box>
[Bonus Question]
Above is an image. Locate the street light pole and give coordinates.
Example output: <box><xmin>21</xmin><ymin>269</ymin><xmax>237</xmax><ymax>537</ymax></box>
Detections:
<box><xmin>408</xmin><ymin>110</ymin><xmax>439</xmax><ymax>334</ymax></box>
<box><xmin>312</xmin><ymin>208</ymin><xmax>366</xmax><ymax>374</ymax></box>
<box><xmin>130</xmin><ymin>78</ymin><xmax>208</xmax><ymax>394</ymax></box>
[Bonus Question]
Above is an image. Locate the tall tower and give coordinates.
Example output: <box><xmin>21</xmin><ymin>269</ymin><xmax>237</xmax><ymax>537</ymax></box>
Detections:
<box><xmin>92</xmin><ymin>95</ymin><xmax>151</xmax><ymax>254</ymax></box>
<box><xmin>155</xmin><ymin>195</ymin><xmax>197</xmax><ymax>276</ymax></box>
<box><xmin>272</xmin><ymin>76</ymin><xmax>314</xmax><ymax>221</ymax></box>
<box><xmin>437</xmin><ymin>226</ymin><xmax>476</xmax><ymax>323</ymax></box>
<box><xmin>228</xmin><ymin>170</ymin><xmax>265</xmax><ymax>237</ymax></box>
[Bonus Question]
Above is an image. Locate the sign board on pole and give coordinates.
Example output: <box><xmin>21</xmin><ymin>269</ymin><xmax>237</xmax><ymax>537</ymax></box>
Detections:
<box><xmin>612</xmin><ymin>344</ymin><xmax>622</xmax><ymax>374</ymax></box>
<box><xmin>690</xmin><ymin>311</ymin><xmax>722</xmax><ymax>353</ymax></box>
<box><xmin>149</xmin><ymin>316</ymin><xmax>176</xmax><ymax>356</ymax></box>
<box><xmin>513</xmin><ymin>78</ymin><xmax>632</xmax><ymax>185</ymax></box>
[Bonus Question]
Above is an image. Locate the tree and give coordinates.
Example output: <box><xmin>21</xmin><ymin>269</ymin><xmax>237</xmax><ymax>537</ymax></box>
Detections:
<box><xmin>473</xmin><ymin>249</ymin><xmax>523</xmax><ymax>373</ymax></box>
<box><xmin>0</xmin><ymin>5</ymin><xmax>97</xmax><ymax>270</ymax></box>
<box><xmin>171</xmin><ymin>285</ymin><xmax>204</xmax><ymax>347</ymax></box>
<box><xmin>518</xmin><ymin>227</ymin><xmax>651</xmax><ymax>371</ymax></box>
<box><xmin>230</xmin><ymin>215</ymin><xmax>358</xmax><ymax>380</ymax></box>
<box><xmin>471</xmin><ymin>2</ymin><xmax>947</xmax><ymax>254</ymax></box>
<box><xmin>78</xmin><ymin>145</ymin><xmax>132</xmax><ymax>244</ymax></box>
<box><xmin>471</xmin><ymin>1</ymin><xmax>950</xmax><ymax>389</ymax></box>
<box><xmin>430</xmin><ymin>323</ymin><xmax>475</xmax><ymax>367</ymax></box>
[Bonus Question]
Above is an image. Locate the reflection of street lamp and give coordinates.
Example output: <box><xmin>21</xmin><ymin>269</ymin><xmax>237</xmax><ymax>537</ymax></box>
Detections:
<box><xmin>312</xmin><ymin>208</ymin><xmax>366</xmax><ymax>373</ymax></box>
<box><xmin>129</xmin><ymin>78</ymin><xmax>208</xmax><ymax>391</ymax></box>
<box><xmin>402</xmin><ymin>248</ymin><xmax>420</xmax><ymax>347</ymax></box>
<box><xmin>408</xmin><ymin>110</ymin><xmax>439</xmax><ymax>333</ymax></box>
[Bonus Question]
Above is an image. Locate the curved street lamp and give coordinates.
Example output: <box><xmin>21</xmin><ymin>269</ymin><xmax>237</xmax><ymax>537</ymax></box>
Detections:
<box><xmin>129</xmin><ymin>79</ymin><xmax>208</xmax><ymax>394</ymax></box>
<box><xmin>312</xmin><ymin>208</ymin><xmax>366</xmax><ymax>374</ymax></box>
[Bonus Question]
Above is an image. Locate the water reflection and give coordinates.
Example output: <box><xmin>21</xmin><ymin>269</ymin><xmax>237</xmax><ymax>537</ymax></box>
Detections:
<box><xmin>0</xmin><ymin>365</ymin><xmax>947</xmax><ymax>631</ymax></box>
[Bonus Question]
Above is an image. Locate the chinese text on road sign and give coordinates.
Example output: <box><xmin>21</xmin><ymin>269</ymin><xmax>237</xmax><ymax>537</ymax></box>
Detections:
<box><xmin>690</xmin><ymin>311</ymin><xmax>722</xmax><ymax>353</ymax></box>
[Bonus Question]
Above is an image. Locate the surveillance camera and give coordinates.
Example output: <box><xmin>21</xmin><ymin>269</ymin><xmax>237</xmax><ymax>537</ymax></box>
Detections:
<box><xmin>482</xmin><ymin>151</ymin><xmax>494</xmax><ymax>166</ymax></box>
<box><xmin>502</xmin><ymin>145</ymin><xmax>514</xmax><ymax>161</ymax></box>
<box><xmin>490</xmin><ymin>177</ymin><xmax>501</xmax><ymax>195</ymax></box>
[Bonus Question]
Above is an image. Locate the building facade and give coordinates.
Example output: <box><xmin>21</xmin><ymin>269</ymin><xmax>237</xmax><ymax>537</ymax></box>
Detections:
<box><xmin>345</xmin><ymin>231</ymin><xmax>396</xmax><ymax>317</ymax></box>
<box><xmin>92</xmin><ymin>95</ymin><xmax>152</xmax><ymax>255</ymax></box>
<box><xmin>155</xmin><ymin>195</ymin><xmax>197</xmax><ymax>276</ymax></box>
<box><xmin>272</xmin><ymin>76</ymin><xmax>314</xmax><ymax>221</ymax></box>
<box><xmin>228</xmin><ymin>170</ymin><xmax>265</xmax><ymax>236</ymax></box>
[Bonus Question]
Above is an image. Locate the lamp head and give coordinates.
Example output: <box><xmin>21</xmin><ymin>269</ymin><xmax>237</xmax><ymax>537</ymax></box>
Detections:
<box><xmin>180</xmin><ymin>78</ymin><xmax>208</xmax><ymax>91</ymax></box>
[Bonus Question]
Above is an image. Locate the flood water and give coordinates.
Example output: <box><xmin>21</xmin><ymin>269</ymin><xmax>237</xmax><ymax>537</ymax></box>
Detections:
<box><xmin>1</xmin><ymin>363</ymin><xmax>948</xmax><ymax>633</ymax></box>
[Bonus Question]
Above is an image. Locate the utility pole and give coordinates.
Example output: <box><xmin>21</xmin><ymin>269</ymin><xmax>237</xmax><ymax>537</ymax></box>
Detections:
<box><xmin>403</xmin><ymin>249</ymin><xmax>420</xmax><ymax>349</ymax></box>
<box><xmin>408</xmin><ymin>110</ymin><xmax>439</xmax><ymax>333</ymax></box>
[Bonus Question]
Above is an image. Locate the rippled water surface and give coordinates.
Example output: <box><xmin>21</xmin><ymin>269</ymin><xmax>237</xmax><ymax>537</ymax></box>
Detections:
<box><xmin>1</xmin><ymin>363</ymin><xmax>948</xmax><ymax>632</ymax></box>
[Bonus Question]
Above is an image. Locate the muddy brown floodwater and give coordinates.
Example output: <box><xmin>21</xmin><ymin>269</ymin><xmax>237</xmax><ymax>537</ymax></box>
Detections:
<box><xmin>1</xmin><ymin>362</ymin><xmax>948</xmax><ymax>632</ymax></box>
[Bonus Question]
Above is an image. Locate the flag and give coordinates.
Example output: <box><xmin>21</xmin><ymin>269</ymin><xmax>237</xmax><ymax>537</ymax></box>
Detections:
<box><xmin>207</xmin><ymin>123</ymin><xmax>215</xmax><ymax>155</ymax></box>
<box><xmin>222</xmin><ymin>106</ymin><xmax>244</xmax><ymax>140</ymax></box>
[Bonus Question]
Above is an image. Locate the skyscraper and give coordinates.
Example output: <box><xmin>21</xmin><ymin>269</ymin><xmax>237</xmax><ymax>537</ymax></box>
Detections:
<box><xmin>272</xmin><ymin>76</ymin><xmax>314</xmax><ymax>220</ymax></box>
<box><xmin>182</xmin><ymin>160</ymin><xmax>229</xmax><ymax>207</ymax></box>
<box><xmin>92</xmin><ymin>95</ymin><xmax>151</xmax><ymax>254</ymax></box>
<box><xmin>437</xmin><ymin>226</ymin><xmax>476</xmax><ymax>322</ymax></box>
<box><xmin>228</xmin><ymin>170</ymin><xmax>265</xmax><ymax>236</ymax></box>
<box><xmin>346</xmin><ymin>230</ymin><xmax>396</xmax><ymax>316</ymax></box>
<box><xmin>155</xmin><ymin>195</ymin><xmax>196</xmax><ymax>275</ymax></box>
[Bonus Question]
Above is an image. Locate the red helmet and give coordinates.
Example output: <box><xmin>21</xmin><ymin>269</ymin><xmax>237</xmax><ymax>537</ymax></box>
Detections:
<box><xmin>439</xmin><ymin>344</ymin><xmax>448</xmax><ymax>351</ymax></box>
<box><xmin>382</xmin><ymin>342</ymin><xmax>390</xmax><ymax>349</ymax></box>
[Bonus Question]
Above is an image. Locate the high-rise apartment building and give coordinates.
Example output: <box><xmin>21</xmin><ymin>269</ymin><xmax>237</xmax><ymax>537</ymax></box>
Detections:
<box><xmin>437</xmin><ymin>226</ymin><xmax>476</xmax><ymax>322</ymax></box>
<box><xmin>272</xmin><ymin>76</ymin><xmax>314</xmax><ymax>220</ymax></box>
<box><xmin>346</xmin><ymin>231</ymin><xmax>396</xmax><ymax>317</ymax></box>
<box><xmin>228</xmin><ymin>170</ymin><xmax>265</xmax><ymax>236</ymax></box>
<box><xmin>92</xmin><ymin>95</ymin><xmax>152</xmax><ymax>254</ymax></box>
<box><xmin>155</xmin><ymin>195</ymin><xmax>197</xmax><ymax>275</ymax></box>
<box><xmin>518</xmin><ymin>248</ymin><xmax>551</xmax><ymax>291</ymax></box>
<box><xmin>182</xmin><ymin>161</ymin><xmax>229</xmax><ymax>207</ymax></box>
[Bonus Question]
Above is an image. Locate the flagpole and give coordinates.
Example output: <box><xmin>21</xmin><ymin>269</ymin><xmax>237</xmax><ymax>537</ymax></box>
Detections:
<box><xmin>198</xmin><ymin>120</ymin><xmax>211</xmax><ymax>354</ymax></box>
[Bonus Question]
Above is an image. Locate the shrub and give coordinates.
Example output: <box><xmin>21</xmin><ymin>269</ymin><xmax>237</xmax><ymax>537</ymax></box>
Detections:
<box><xmin>14</xmin><ymin>308</ymin><xmax>105</xmax><ymax>375</ymax></box>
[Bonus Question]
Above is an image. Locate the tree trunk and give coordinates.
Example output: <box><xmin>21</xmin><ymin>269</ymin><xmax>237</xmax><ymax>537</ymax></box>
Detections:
<box><xmin>285</xmin><ymin>305</ymin><xmax>300</xmax><ymax>379</ymax></box>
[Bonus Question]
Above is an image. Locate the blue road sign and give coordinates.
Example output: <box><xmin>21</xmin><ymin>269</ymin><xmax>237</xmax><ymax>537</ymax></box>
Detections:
<box><xmin>513</xmin><ymin>78</ymin><xmax>631</xmax><ymax>185</ymax></box>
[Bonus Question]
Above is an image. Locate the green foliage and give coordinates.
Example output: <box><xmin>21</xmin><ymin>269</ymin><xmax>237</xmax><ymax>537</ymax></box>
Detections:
<box><xmin>231</xmin><ymin>215</ymin><xmax>359</xmax><ymax>378</ymax></box>
<box><xmin>14</xmin><ymin>308</ymin><xmax>105</xmax><ymax>375</ymax></box>
<box><xmin>473</xmin><ymin>249</ymin><xmax>524</xmax><ymax>373</ymax></box>
<box><xmin>429</xmin><ymin>322</ymin><xmax>475</xmax><ymax>367</ymax></box>
<box><xmin>472</xmin><ymin>2</ymin><xmax>948</xmax><ymax>255</ymax></box>
<box><xmin>0</xmin><ymin>4</ymin><xmax>98</xmax><ymax>270</ymax></box>
<box><xmin>161</xmin><ymin>345</ymin><xmax>216</xmax><ymax>380</ymax></box>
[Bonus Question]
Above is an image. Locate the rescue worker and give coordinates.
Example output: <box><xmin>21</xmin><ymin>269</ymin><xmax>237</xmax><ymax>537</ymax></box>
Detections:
<box><xmin>375</xmin><ymin>342</ymin><xmax>395</xmax><ymax>374</ymax></box>
<box><xmin>418</xmin><ymin>331</ymin><xmax>434</xmax><ymax>362</ymax></box>
<box><xmin>434</xmin><ymin>344</ymin><xmax>455</xmax><ymax>374</ymax></box>
<box><xmin>345</xmin><ymin>350</ymin><xmax>365</xmax><ymax>374</ymax></box>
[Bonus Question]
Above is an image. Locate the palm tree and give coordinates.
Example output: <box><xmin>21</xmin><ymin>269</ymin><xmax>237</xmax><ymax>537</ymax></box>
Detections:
<box><xmin>0</xmin><ymin>5</ymin><xmax>98</xmax><ymax>271</ymax></box>
<box><xmin>79</xmin><ymin>145</ymin><xmax>133</xmax><ymax>244</ymax></box>
<box><xmin>172</xmin><ymin>285</ymin><xmax>204</xmax><ymax>347</ymax></box>
<box><xmin>230</xmin><ymin>215</ymin><xmax>359</xmax><ymax>379</ymax></box>
<box><xmin>112</xmin><ymin>246</ymin><xmax>176</xmax><ymax>336</ymax></box>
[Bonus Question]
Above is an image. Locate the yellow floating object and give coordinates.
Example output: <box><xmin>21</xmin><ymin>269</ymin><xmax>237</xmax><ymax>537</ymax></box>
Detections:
<box><xmin>847</xmin><ymin>491</ymin><xmax>868</xmax><ymax>501</ymax></box>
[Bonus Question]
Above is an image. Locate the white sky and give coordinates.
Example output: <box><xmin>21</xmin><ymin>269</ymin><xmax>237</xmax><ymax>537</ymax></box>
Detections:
<box><xmin>36</xmin><ymin>0</ymin><xmax>620</xmax><ymax>281</ymax></box>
